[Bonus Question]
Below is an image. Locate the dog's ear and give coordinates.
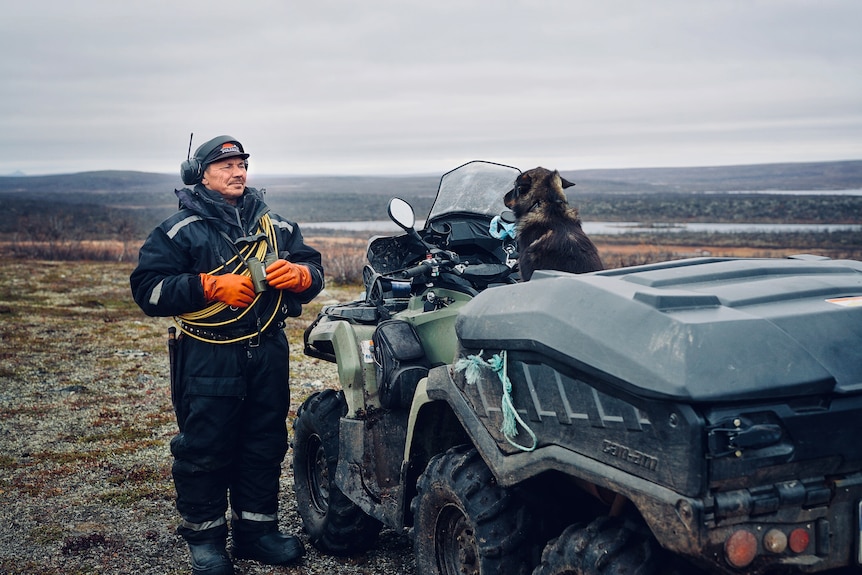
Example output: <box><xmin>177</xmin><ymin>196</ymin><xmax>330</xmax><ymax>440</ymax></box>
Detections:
<box><xmin>555</xmin><ymin>171</ymin><xmax>576</xmax><ymax>189</ymax></box>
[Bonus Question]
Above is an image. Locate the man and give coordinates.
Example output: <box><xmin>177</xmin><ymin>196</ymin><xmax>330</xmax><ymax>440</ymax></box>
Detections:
<box><xmin>130</xmin><ymin>135</ymin><xmax>324</xmax><ymax>575</ymax></box>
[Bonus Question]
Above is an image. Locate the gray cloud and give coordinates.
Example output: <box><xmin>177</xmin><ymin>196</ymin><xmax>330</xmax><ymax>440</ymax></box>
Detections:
<box><xmin>1</xmin><ymin>0</ymin><xmax>860</xmax><ymax>175</ymax></box>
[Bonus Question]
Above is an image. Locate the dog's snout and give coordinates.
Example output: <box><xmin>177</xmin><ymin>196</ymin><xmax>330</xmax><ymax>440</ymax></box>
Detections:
<box><xmin>504</xmin><ymin>187</ymin><xmax>516</xmax><ymax>208</ymax></box>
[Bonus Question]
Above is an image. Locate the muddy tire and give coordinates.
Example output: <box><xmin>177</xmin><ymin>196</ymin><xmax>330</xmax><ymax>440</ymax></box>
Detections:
<box><xmin>292</xmin><ymin>389</ymin><xmax>382</xmax><ymax>555</ymax></box>
<box><xmin>532</xmin><ymin>516</ymin><xmax>659</xmax><ymax>575</ymax></box>
<box><xmin>412</xmin><ymin>444</ymin><xmax>536</xmax><ymax>575</ymax></box>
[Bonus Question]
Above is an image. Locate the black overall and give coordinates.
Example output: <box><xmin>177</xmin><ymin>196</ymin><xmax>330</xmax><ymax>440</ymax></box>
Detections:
<box><xmin>171</xmin><ymin>330</ymin><xmax>290</xmax><ymax>542</ymax></box>
<box><xmin>130</xmin><ymin>184</ymin><xmax>323</xmax><ymax>543</ymax></box>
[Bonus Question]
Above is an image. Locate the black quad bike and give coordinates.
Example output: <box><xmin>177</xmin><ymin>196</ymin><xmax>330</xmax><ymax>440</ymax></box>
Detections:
<box><xmin>295</xmin><ymin>160</ymin><xmax>862</xmax><ymax>575</ymax></box>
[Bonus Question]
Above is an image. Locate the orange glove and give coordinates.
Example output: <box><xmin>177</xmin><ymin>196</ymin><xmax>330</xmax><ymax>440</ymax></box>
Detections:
<box><xmin>265</xmin><ymin>259</ymin><xmax>312</xmax><ymax>292</ymax></box>
<box><xmin>200</xmin><ymin>273</ymin><xmax>256</xmax><ymax>308</ymax></box>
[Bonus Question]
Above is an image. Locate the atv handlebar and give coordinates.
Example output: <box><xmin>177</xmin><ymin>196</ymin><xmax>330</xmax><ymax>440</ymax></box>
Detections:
<box><xmin>398</xmin><ymin>260</ymin><xmax>436</xmax><ymax>279</ymax></box>
<box><xmin>395</xmin><ymin>251</ymin><xmax>514</xmax><ymax>290</ymax></box>
<box><xmin>397</xmin><ymin>251</ymin><xmax>458</xmax><ymax>279</ymax></box>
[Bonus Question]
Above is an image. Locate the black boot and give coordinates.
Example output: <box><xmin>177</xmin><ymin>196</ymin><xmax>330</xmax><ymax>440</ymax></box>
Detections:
<box><xmin>232</xmin><ymin>520</ymin><xmax>305</xmax><ymax>565</ymax></box>
<box><xmin>188</xmin><ymin>540</ymin><xmax>234</xmax><ymax>575</ymax></box>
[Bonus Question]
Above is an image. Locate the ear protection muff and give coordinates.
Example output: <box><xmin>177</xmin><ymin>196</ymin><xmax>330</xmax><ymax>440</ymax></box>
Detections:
<box><xmin>179</xmin><ymin>135</ymin><xmax>245</xmax><ymax>185</ymax></box>
<box><xmin>179</xmin><ymin>157</ymin><xmax>204</xmax><ymax>186</ymax></box>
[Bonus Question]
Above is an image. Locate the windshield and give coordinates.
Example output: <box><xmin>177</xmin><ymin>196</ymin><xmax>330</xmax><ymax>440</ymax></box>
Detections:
<box><xmin>425</xmin><ymin>161</ymin><xmax>520</xmax><ymax>226</ymax></box>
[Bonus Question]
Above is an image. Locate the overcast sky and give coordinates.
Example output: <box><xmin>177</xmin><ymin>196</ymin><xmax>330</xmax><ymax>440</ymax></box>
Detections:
<box><xmin>2</xmin><ymin>0</ymin><xmax>861</xmax><ymax>176</ymax></box>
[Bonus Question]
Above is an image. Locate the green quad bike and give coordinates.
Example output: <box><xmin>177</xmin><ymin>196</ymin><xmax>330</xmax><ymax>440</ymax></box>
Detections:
<box><xmin>295</xmin><ymin>160</ymin><xmax>862</xmax><ymax>575</ymax></box>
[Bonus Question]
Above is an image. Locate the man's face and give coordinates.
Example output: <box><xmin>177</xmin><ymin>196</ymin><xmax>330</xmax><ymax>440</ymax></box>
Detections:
<box><xmin>201</xmin><ymin>157</ymin><xmax>247</xmax><ymax>203</ymax></box>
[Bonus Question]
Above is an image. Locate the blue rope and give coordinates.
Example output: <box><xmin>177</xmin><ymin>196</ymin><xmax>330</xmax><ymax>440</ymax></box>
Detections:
<box><xmin>455</xmin><ymin>350</ymin><xmax>537</xmax><ymax>452</ymax></box>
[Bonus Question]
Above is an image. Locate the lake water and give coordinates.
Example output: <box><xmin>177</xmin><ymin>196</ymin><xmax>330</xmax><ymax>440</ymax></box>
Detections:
<box><xmin>703</xmin><ymin>189</ymin><xmax>862</xmax><ymax>196</ymax></box>
<box><xmin>300</xmin><ymin>220</ymin><xmax>862</xmax><ymax>235</ymax></box>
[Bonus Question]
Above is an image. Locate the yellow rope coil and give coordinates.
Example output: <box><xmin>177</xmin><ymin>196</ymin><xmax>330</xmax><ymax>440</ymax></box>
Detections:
<box><xmin>175</xmin><ymin>214</ymin><xmax>284</xmax><ymax>344</ymax></box>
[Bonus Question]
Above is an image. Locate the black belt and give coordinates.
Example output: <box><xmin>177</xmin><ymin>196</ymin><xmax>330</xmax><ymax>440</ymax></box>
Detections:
<box><xmin>180</xmin><ymin>322</ymin><xmax>284</xmax><ymax>346</ymax></box>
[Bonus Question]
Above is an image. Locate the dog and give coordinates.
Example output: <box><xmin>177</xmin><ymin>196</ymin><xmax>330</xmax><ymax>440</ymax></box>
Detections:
<box><xmin>503</xmin><ymin>167</ymin><xmax>603</xmax><ymax>281</ymax></box>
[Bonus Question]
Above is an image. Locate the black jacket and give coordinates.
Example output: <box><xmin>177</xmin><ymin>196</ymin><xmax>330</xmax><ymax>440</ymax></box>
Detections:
<box><xmin>130</xmin><ymin>184</ymin><xmax>323</xmax><ymax>334</ymax></box>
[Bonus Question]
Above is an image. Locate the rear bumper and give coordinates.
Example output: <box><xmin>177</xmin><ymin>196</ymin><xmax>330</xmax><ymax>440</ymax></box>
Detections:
<box><xmin>427</xmin><ymin>363</ymin><xmax>862</xmax><ymax>573</ymax></box>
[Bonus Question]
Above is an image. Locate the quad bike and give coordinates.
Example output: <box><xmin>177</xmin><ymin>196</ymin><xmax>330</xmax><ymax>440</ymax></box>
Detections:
<box><xmin>295</xmin><ymin>160</ymin><xmax>862</xmax><ymax>575</ymax></box>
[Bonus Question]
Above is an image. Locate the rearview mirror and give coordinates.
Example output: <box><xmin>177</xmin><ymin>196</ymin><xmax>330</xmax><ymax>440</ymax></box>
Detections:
<box><xmin>388</xmin><ymin>197</ymin><xmax>415</xmax><ymax>230</ymax></box>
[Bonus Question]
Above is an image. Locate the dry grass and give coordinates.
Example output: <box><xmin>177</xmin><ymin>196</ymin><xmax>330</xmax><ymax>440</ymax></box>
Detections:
<box><xmin>0</xmin><ymin>259</ymin><xmax>407</xmax><ymax>575</ymax></box>
<box><xmin>1</xmin><ymin>239</ymin><xmax>856</xmax><ymax>574</ymax></box>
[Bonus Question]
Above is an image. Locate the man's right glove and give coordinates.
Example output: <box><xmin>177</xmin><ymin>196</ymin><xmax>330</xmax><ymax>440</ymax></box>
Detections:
<box><xmin>200</xmin><ymin>273</ymin><xmax>256</xmax><ymax>308</ymax></box>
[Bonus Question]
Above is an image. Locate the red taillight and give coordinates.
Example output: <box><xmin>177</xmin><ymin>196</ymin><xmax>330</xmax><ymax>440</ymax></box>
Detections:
<box><xmin>725</xmin><ymin>529</ymin><xmax>758</xmax><ymax>568</ymax></box>
<box><xmin>789</xmin><ymin>528</ymin><xmax>810</xmax><ymax>554</ymax></box>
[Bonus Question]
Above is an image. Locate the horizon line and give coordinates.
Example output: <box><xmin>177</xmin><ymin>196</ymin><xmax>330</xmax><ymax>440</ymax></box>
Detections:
<box><xmin>4</xmin><ymin>157</ymin><xmax>862</xmax><ymax>179</ymax></box>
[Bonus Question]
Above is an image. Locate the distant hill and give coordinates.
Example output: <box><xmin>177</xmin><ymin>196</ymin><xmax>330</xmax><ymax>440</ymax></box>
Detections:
<box><xmin>1</xmin><ymin>161</ymin><xmax>860</xmax><ymax>234</ymax></box>
<box><xmin>0</xmin><ymin>170</ymin><xmax>178</xmax><ymax>195</ymax></box>
<box><xmin>2</xmin><ymin>160</ymin><xmax>861</xmax><ymax>198</ymax></box>
<box><xmin>564</xmin><ymin>160</ymin><xmax>862</xmax><ymax>193</ymax></box>
<box><xmin>0</xmin><ymin>171</ymin><xmax>181</xmax><ymax>216</ymax></box>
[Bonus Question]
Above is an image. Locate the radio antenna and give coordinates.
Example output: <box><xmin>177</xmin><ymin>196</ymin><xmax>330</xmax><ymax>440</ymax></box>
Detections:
<box><xmin>187</xmin><ymin>132</ymin><xmax>194</xmax><ymax>160</ymax></box>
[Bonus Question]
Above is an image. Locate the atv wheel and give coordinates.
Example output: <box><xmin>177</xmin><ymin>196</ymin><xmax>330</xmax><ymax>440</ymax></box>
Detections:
<box><xmin>292</xmin><ymin>389</ymin><xmax>382</xmax><ymax>555</ymax></box>
<box><xmin>412</xmin><ymin>444</ymin><xmax>535</xmax><ymax>575</ymax></box>
<box><xmin>532</xmin><ymin>516</ymin><xmax>659</xmax><ymax>575</ymax></box>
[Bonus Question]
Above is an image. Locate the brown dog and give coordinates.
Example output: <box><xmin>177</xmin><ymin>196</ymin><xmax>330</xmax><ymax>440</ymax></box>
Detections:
<box><xmin>504</xmin><ymin>167</ymin><xmax>603</xmax><ymax>280</ymax></box>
